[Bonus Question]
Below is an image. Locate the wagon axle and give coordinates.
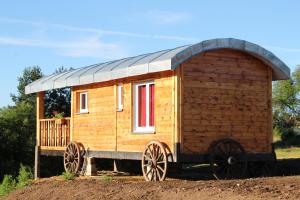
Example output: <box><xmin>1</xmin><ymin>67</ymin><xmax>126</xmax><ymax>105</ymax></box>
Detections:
<box><xmin>227</xmin><ymin>156</ymin><xmax>237</xmax><ymax>165</ymax></box>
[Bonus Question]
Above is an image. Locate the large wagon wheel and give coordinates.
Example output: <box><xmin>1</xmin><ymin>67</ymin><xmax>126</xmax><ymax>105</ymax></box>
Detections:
<box><xmin>142</xmin><ymin>141</ymin><xmax>168</xmax><ymax>181</ymax></box>
<box><xmin>209</xmin><ymin>139</ymin><xmax>248</xmax><ymax>179</ymax></box>
<box><xmin>64</xmin><ymin>142</ymin><xmax>82</xmax><ymax>174</ymax></box>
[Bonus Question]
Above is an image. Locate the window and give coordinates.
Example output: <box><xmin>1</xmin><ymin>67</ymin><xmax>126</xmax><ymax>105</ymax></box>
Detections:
<box><xmin>117</xmin><ymin>84</ymin><xmax>123</xmax><ymax>111</ymax></box>
<box><xmin>133</xmin><ymin>81</ymin><xmax>155</xmax><ymax>133</ymax></box>
<box><xmin>79</xmin><ymin>92</ymin><xmax>88</xmax><ymax>113</ymax></box>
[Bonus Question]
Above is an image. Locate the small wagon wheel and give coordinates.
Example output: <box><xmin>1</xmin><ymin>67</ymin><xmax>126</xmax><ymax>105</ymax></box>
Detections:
<box><xmin>142</xmin><ymin>141</ymin><xmax>168</xmax><ymax>181</ymax></box>
<box><xmin>209</xmin><ymin>139</ymin><xmax>247</xmax><ymax>179</ymax></box>
<box><xmin>64</xmin><ymin>142</ymin><xmax>82</xmax><ymax>174</ymax></box>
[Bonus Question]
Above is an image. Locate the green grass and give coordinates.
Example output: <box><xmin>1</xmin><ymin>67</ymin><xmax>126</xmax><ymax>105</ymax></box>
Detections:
<box><xmin>99</xmin><ymin>175</ymin><xmax>113</xmax><ymax>182</ymax></box>
<box><xmin>61</xmin><ymin>171</ymin><xmax>76</xmax><ymax>181</ymax></box>
<box><xmin>275</xmin><ymin>147</ymin><xmax>300</xmax><ymax>159</ymax></box>
<box><xmin>273</xmin><ymin>134</ymin><xmax>300</xmax><ymax>159</ymax></box>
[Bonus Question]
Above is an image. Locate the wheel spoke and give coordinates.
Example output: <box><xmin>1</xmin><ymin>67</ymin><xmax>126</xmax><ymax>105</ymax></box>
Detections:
<box><xmin>156</xmin><ymin>147</ymin><xmax>161</xmax><ymax>160</ymax></box>
<box><xmin>157</xmin><ymin>152</ymin><xmax>164</xmax><ymax>161</ymax></box>
<box><xmin>144</xmin><ymin>153</ymin><xmax>152</xmax><ymax>161</ymax></box>
<box><xmin>70</xmin><ymin>144</ymin><xmax>74</xmax><ymax>153</ymax></box>
<box><xmin>144</xmin><ymin>163</ymin><xmax>152</xmax><ymax>167</ymax></box>
<box><xmin>152</xmin><ymin>144</ymin><xmax>157</xmax><ymax>160</ymax></box>
<box><xmin>150</xmin><ymin>169</ymin><xmax>154</xmax><ymax>181</ymax></box>
<box><xmin>157</xmin><ymin>165</ymin><xmax>165</xmax><ymax>173</ymax></box>
<box><xmin>156</xmin><ymin>169</ymin><xmax>162</xmax><ymax>180</ymax></box>
<box><xmin>148</xmin><ymin>146</ymin><xmax>154</xmax><ymax>159</ymax></box>
<box><xmin>146</xmin><ymin>168</ymin><xmax>152</xmax><ymax>176</ymax></box>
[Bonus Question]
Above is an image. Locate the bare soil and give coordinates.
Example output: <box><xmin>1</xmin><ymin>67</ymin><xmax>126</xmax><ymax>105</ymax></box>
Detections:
<box><xmin>4</xmin><ymin>175</ymin><xmax>300</xmax><ymax>200</ymax></box>
<box><xmin>4</xmin><ymin>158</ymin><xmax>300</xmax><ymax>200</ymax></box>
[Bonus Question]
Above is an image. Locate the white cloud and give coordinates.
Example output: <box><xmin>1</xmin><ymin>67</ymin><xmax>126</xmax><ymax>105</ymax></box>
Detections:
<box><xmin>0</xmin><ymin>36</ymin><xmax>37</xmax><ymax>46</ymax></box>
<box><xmin>146</xmin><ymin>9</ymin><xmax>192</xmax><ymax>24</ymax></box>
<box><xmin>55</xmin><ymin>36</ymin><xmax>128</xmax><ymax>59</ymax></box>
<box><xmin>0</xmin><ymin>35</ymin><xmax>128</xmax><ymax>59</ymax></box>
<box><xmin>0</xmin><ymin>17</ymin><xmax>197</xmax><ymax>59</ymax></box>
<box><xmin>0</xmin><ymin>17</ymin><xmax>196</xmax><ymax>42</ymax></box>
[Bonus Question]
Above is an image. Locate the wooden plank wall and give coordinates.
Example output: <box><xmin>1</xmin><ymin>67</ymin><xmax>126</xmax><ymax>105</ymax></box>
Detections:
<box><xmin>181</xmin><ymin>49</ymin><xmax>272</xmax><ymax>154</ymax></box>
<box><xmin>72</xmin><ymin>71</ymin><xmax>175</xmax><ymax>153</ymax></box>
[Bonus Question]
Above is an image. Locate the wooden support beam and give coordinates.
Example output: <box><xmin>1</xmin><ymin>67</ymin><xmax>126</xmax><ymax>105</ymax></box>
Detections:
<box><xmin>113</xmin><ymin>160</ymin><xmax>118</xmax><ymax>173</ymax></box>
<box><xmin>35</xmin><ymin>92</ymin><xmax>44</xmax><ymax>179</ymax></box>
<box><xmin>34</xmin><ymin>146</ymin><xmax>40</xmax><ymax>179</ymax></box>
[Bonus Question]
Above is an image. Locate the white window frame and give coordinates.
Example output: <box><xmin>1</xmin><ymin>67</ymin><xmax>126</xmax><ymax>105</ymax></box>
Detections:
<box><xmin>117</xmin><ymin>84</ymin><xmax>123</xmax><ymax>111</ymax></box>
<box><xmin>79</xmin><ymin>92</ymin><xmax>88</xmax><ymax>113</ymax></box>
<box><xmin>133</xmin><ymin>81</ymin><xmax>155</xmax><ymax>133</ymax></box>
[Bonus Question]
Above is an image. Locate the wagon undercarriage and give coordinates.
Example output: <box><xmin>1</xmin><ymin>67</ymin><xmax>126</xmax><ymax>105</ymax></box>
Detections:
<box><xmin>41</xmin><ymin>138</ymin><xmax>276</xmax><ymax>181</ymax></box>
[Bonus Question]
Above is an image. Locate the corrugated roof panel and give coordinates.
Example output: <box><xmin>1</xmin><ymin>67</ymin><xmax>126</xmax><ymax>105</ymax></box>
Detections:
<box><xmin>148</xmin><ymin>46</ymin><xmax>190</xmax><ymax>72</ymax></box>
<box><xmin>66</xmin><ymin>65</ymin><xmax>99</xmax><ymax>86</ymax></box>
<box><xmin>113</xmin><ymin>53</ymin><xmax>150</xmax><ymax>70</ymax></box>
<box><xmin>24</xmin><ymin>38</ymin><xmax>290</xmax><ymax>94</ymax></box>
<box><xmin>100</xmin><ymin>58</ymin><xmax>130</xmax><ymax>72</ymax></box>
<box><xmin>131</xmin><ymin>49</ymin><xmax>169</xmax><ymax>68</ymax></box>
<box><xmin>41</xmin><ymin>71</ymin><xmax>70</xmax><ymax>91</ymax></box>
<box><xmin>53</xmin><ymin>68</ymin><xmax>82</xmax><ymax>89</ymax></box>
<box><xmin>79</xmin><ymin>62</ymin><xmax>110</xmax><ymax>85</ymax></box>
<box><xmin>93</xmin><ymin>59</ymin><xmax>123</xmax><ymax>82</ymax></box>
<box><xmin>26</xmin><ymin>74</ymin><xmax>57</xmax><ymax>94</ymax></box>
<box><xmin>127</xmin><ymin>50</ymin><xmax>170</xmax><ymax>76</ymax></box>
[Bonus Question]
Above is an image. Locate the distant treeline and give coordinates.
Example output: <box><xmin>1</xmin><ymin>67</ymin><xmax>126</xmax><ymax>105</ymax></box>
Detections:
<box><xmin>0</xmin><ymin>66</ymin><xmax>71</xmax><ymax>180</ymax></box>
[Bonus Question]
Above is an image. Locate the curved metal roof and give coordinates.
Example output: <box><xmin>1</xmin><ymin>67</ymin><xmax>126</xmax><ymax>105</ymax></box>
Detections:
<box><xmin>25</xmin><ymin>38</ymin><xmax>290</xmax><ymax>94</ymax></box>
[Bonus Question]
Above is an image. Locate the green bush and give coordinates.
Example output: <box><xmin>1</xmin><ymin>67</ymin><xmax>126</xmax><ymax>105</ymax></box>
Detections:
<box><xmin>61</xmin><ymin>171</ymin><xmax>75</xmax><ymax>181</ymax></box>
<box><xmin>0</xmin><ymin>165</ymin><xmax>33</xmax><ymax>197</ymax></box>
<box><xmin>0</xmin><ymin>175</ymin><xmax>16</xmax><ymax>197</ymax></box>
<box><xmin>54</xmin><ymin>112</ymin><xmax>65</xmax><ymax>119</ymax></box>
<box><xmin>16</xmin><ymin>164</ymin><xmax>33</xmax><ymax>188</ymax></box>
<box><xmin>280</xmin><ymin>127</ymin><xmax>296</xmax><ymax>142</ymax></box>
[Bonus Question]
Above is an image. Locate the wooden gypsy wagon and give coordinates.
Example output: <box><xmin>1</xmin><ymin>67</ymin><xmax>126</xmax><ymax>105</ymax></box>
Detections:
<box><xmin>25</xmin><ymin>38</ymin><xmax>290</xmax><ymax>181</ymax></box>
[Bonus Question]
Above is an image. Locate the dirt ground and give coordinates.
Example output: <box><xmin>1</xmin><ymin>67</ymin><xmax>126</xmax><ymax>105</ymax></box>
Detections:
<box><xmin>3</xmin><ymin>175</ymin><xmax>300</xmax><ymax>200</ymax></box>
<box><xmin>4</xmin><ymin>159</ymin><xmax>300</xmax><ymax>200</ymax></box>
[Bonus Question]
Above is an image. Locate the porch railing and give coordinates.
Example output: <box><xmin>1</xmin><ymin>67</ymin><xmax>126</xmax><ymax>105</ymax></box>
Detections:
<box><xmin>39</xmin><ymin>118</ymin><xmax>71</xmax><ymax>147</ymax></box>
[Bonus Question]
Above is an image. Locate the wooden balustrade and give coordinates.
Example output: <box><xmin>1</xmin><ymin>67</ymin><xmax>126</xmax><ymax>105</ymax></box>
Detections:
<box><xmin>39</xmin><ymin>118</ymin><xmax>71</xmax><ymax>147</ymax></box>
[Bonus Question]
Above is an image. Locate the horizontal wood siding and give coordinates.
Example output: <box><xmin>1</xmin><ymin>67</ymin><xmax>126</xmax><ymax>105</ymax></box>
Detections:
<box><xmin>72</xmin><ymin>82</ymin><xmax>116</xmax><ymax>150</ymax></box>
<box><xmin>181</xmin><ymin>49</ymin><xmax>272</xmax><ymax>154</ymax></box>
<box><xmin>72</xmin><ymin>71</ymin><xmax>175</xmax><ymax>153</ymax></box>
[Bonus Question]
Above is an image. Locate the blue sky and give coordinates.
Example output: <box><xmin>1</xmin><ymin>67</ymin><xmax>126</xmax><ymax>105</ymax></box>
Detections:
<box><xmin>0</xmin><ymin>1</ymin><xmax>299</xmax><ymax>107</ymax></box>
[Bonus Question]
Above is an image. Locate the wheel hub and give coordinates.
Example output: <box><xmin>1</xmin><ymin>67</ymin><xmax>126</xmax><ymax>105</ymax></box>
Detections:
<box><xmin>68</xmin><ymin>153</ymin><xmax>75</xmax><ymax>162</ymax></box>
<box><xmin>152</xmin><ymin>159</ymin><xmax>157</xmax><ymax>167</ymax></box>
<box><xmin>227</xmin><ymin>156</ymin><xmax>237</xmax><ymax>165</ymax></box>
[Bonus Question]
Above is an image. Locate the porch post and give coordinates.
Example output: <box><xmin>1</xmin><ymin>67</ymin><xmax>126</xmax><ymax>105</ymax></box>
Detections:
<box><xmin>35</xmin><ymin>92</ymin><xmax>44</xmax><ymax>179</ymax></box>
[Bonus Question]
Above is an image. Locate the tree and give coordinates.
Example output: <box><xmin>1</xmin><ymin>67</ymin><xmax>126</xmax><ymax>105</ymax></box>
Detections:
<box><xmin>0</xmin><ymin>67</ymin><xmax>43</xmax><ymax>179</ymax></box>
<box><xmin>10</xmin><ymin>66</ymin><xmax>43</xmax><ymax>105</ymax></box>
<box><xmin>272</xmin><ymin>65</ymin><xmax>300</xmax><ymax>141</ymax></box>
<box><xmin>44</xmin><ymin>67</ymin><xmax>72</xmax><ymax>117</ymax></box>
<box><xmin>0</xmin><ymin>66</ymin><xmax>72</xmax><ymax>180</ymax></box>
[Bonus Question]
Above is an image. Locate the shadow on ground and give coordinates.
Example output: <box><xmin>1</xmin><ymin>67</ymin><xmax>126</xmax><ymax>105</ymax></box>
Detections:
<box><xmin>167</xmin><ymin>158</ymin><xmax>300</xmax><ymax>180</ymax></box>
<box><xmin>40</xmin><ymin>155</ymin><xmax>300</xmax><ymax>181</ymax></box>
